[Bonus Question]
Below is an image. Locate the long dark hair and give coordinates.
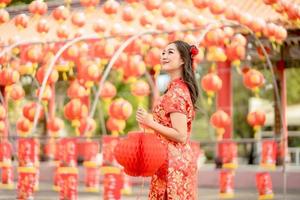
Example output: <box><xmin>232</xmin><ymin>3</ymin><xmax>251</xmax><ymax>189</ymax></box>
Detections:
<box><xmin>172</xmin><ymin>40</ymin><xmax>199</xmax><ymax>108</ymax></box>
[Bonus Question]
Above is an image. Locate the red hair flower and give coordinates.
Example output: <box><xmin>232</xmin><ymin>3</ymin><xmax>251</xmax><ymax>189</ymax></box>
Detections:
<box><xmin>190</xmin><ymin>45</ymin><xmax>199</xmax><ymax>58</ymax></box>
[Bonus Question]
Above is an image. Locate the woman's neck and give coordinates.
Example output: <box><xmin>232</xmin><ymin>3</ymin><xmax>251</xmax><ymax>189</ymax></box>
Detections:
<box><xmin>168</xmin><ymin>70</ymin><xmax>182</xmax><ymax>81</ymax></box>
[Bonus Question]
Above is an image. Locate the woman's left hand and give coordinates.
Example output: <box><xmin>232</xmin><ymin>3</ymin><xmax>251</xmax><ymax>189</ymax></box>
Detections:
<box><xmin>136</xmin><ymin>107</ymin><xmax>153</xmax><ymax>128</ymax></box>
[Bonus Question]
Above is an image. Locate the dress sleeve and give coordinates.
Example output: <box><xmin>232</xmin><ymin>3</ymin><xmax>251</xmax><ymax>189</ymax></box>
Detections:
<box><xmin>163</xmin><ymin>86</ymin><xmax>188</xmax><ymax>115</ymax></box>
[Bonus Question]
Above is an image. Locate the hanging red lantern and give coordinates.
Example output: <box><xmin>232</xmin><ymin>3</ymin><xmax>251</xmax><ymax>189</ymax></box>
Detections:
<box><xmin>123</xmin><ymin>55</ymin><xmax>146</xmax><ymax>80</ymax></box>
<box><xmin>0</xmin><ymin>68</ymin><xmax>20</xmax><ymax>86</ymax></box>
<box><xmin>210</xmin><ymin>110</ymin><xmax>231</xmax><ymax>140</ymax></box>
<box><xmin>193</xmin><ymin>15</ymin><xmax>207</xmax><ymax>28</ymax></box>
<box><xmin>160</xmin><ymin>1</ymin><xmax>176</xmax><ymax>18</ymax></box>
<box><xmin>1</xmin><ymin>166</ymin><xmax>13</xmax><ymax>188</ymax></box>
<box><xmin>204</xmin><ymin>28</ymin><xmax>225</xmax><ymax>46</ymax></box>
<box><xmin>77</xmin><ymin>61</ymin><xmax>101</xmax><ymax>86</ymax></box>
<box><xmin>103</xmin><ymin>0</ymin><xmax>119</xmax><ymax>15</ymax></box>
<box><xmin>114</xmin><ymin>131</ymin><xmax>167</xmax><ymax>177</ymax></box>
<box><xmin>9</xmin><ymin>84</ymin><xmax>25</xmax><ymax>101</ymax></box>
<box><xmin>47</xmin><ymin>117</ymin><xmax>64</xmax><ymax>136</ymax></box>
<box><xmin>232</xmin><ymin>34</ymin><xmax>247</xmax><ymax>47</ymax></box>
<box><xmin>0</xmin><ymin>140</ymin><xmax>12</xmax><ymax>164</ymax></box>
<box><xmin>140</xmin><ymin>11</ymin><xmax>154</xmax><ymax>27</ymax></box>
<box><xmin>249</xmin><ymin>18</ymin><xmax>266</xmax><ymax>36</ymax></box>
<box><xmin>14</xmin><ymin>14</ymin><xmax>29</xmax><ymax>29</ymax></box>
<box><xmin>71</xmin><ymin>12</ymin><xmax>86</xmax><ymax>28</ymax></box>
<box><xmin>156</xmin><ymin>19</ymin><xmax>169</xmax><ymax>32</ymax></box>
<box><xmin>219</xmin><ymin>170</ymin><xmax>234</xmax><ymax>198</ymax></box>
<box><xmin>106</xmin><ymin>117</ymin><xmax>126</xmax><ymax>136</ymax></box>
<box><xmin>247</xmin><ymin>110</ymin><xmax>266</xmax><ymax>136</ymax></box>
<box><xmin>256</xmin><ymin>172</ymin><xmax>274</xmax><ymax>199</ymax></box>
<box><xmin>206</xmin><ymin>46</ymin><xmax>227</xmax><ymax>62</ymax></box>
<box><xmin>192</xmin><ymin>0</ymin><xmax>209</xmax><ymax>9</ymax></box>
<box><xmin>0</xmin><ymin>9</ymin><xmax>9</xmax><ymax>25</ymax></box>
<box><xmin>122</xmin><ymin>5</ymin><xmax>134</xmax><ymax>23</ymax></box>
<box><xmin>274</xmin><ymin>26</ymin><xmax>287</xmax><ymax>43</ymax></box>
<box><xmin>64</xmin><ymin>99</ymin><xmax>88</xmax><ymax>126</ymax></box>
<box><xmin>225</xmin><ymin>43</ymin><xmax>246</xmax><ymax>65</ymax></box>
<box><xmin>243</xmin><ymin>69</ymin><xmax>264</xmax><ymax>94</ymax></box>
<box><xmin>178</xmin><ymin>8</ymin><xmax>193</xmax><ymax>25</ymax></box>
<box><xmin>109</xmin><ymin>98</ymin><xmax>133</xmax><ymax>120</ymax></box>
<box><xmin>56</xmin><ymin>24</ymin><xmax>70</xmax><ymax>40</ymax></box>
<box><xmin>209</xmin><ymin>0</ymin><xmax>225</xmax><ymax>15</ymax></box>
<box><xmin>52</xmin><ymin>5</ymin><xmax>69</xmax><ymax>22</ymax></box>
<box><xmin>260</xmin><ymin>140</ymin><xmax>277</xmax><ymax>170</ymax></box>
<box><xmin>67</xmin><ymin>81</ymin><xmax>88</xmax><ymax>99</ymax></box>
<box><xmin>22</xmin><ymin>102</ymin><xmax>44</xmax><ymax>122</ymax></box>
<box><xmin>201</xmin><ymin>72</ymin><xmax>222</xmax><ymax>100</ymax></box>
<box><xmin>36</xmin><ymin>66</ymin><xmax>59</xmax><ymax>85</ymax></box>
<box><xmin>102</xmin><ymin>135</ymin><xmax>119</xmax><ymax>165</ymax></box>
<box><xmin>16</xmin><ymin>117</ymin><xmax>32</xmax><ymax>136</ymax></box>
<box><xmin>218</xmin><ymin>141</ymin><xmax>238</xmax><ymax>169</ymax></box>
<box><xmin>28</xmin><ymin>0</ymin><xmax>48</xmax><ymax>17</ymax></box>
<box><xmin>144</xmin><ymin>47</ymin><xmax>161</xmax><ymax>68</ymax></box>
<box><xmin>130</xmin><ymin>80</ymin><xmax>150</xmax><ymax>98</ymax></box>
<box><xmin>93</xmin><ymin>19</ymin><xmax>106</xmax><ymax>35</ymax></box>
<box><xmin>0</xmin><ymin>0</ymin><xmax>11</xmax><ymax>8</ymax></box>
<box><xmin>237</xmin><ymin>13</ymin><xmax>252</xmax><ymax>27</ymax></box>
<box><xmin>82</xmin><ymin>141</ymin><xmax>99</xmax><ymax>163</ymax></box>
<box><xmin>263</xmin><ymin>0</ymin><xmax>278</xmax><ymax>5</ymax></box>
<box><xmin>110</xmin><ymin>23</ymin><xmax>123</xmax><ymax>36</ymax></box>
<box><xmin>24</xmin><ymin>45</ymin><xmax>43</xmax><ymax>64</ymax></box>
<box><xmin>84</xmin><ymin>167</ymin><xmax>100</xmax><ymax>192</ymax></box>
<box><xmin>100</xmin><ymin>81</ymin><xmax>116</xmax><ymax>100</ymax></box>
<box><xmin>36</xmin><ymin>18</ymin><xmax>49</xmax><ymax>34</ymax></box>
<box><xmin>224</xmin><ymin>6</ymin><xmax>238</xmax><ymax>21</ymax></box>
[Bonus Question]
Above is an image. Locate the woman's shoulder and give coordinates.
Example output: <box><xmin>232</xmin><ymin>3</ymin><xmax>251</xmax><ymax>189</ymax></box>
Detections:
<box><xmin>167</xmin><ymin>78</ymin><xmax>190</xmax><ymax>96</ymax></box>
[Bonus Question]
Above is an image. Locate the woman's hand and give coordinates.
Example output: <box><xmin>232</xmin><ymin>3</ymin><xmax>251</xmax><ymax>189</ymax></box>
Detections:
<box><xmin>136</xmin><ymin>107</ymin><xmax>153</xmax><ymax>128</ymax></box>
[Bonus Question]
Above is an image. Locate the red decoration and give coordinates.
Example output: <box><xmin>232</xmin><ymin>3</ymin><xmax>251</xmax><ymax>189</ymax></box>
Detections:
<box><xmin>210</xmin><ymin>110</ymin><xmax>231</xmax><ymax>140</ymax></box>
<box><xmin>0</xmin><ymin>68</ymin><xmax>20</xmax><ymax>86</ymax></box>
<box><xmin>1</xmin><ymin>166</ymin><xmax>13</xmax><ymax>188</ymax></box>
<box><xmin>71</xmin><ymin>12</ymin><xmax>86</xmax><ymax>28</ymax></box>
<box><xmin>18</xmin><ymin>138</ymin><xmax>39</xmax><ymax>167</ymax></box>
<box><xmin>209</xmin><ymin>0</ymin><xmax>225</xmax><ymax>15</ymax></box>
<box><xmin>243</xmin><ymin>69</ymin><xmax>264</xmax><ymax>93</ymax></box>
<box><xmin>52</xmin><ymin>5</ymin><xmax>69</xmax><ymax>22</ymax></box>
<box><xmin>22</xmin><ymin>102</ymin><xmax>44</xmax><ymax>122</ymax></box>
<box><xmin>130</xmin><ymin>80</ymin><xmax>150</xmax><ymax>97</ymax></box>
<box><xmin>103</xmin><ymin>0</ymin><xmax>119</xmax><ymax>15</ymax></box>
<box><xmin>161</xmin><ymin>1</ymin><xmax>176</xmax><ymax>18</ymax></box>
<box><xmin>56</xmin><ymin>24</ymin><xmax>69</xmax><ymax>40</ymax></box>
<box><xmin>201</xmin><ymin>73</ymin><xmax>222</xmax><ymax>96</ymax></box>
<box><xmin>114</xmin><ymin>131</ymin><xmax>167</xmax><ymax>177</ymax></box>
<box><xmin>108</xmin><ymin>98</ymin><xmax>133</xmax><ymax>120</ymax></box>
<box><xmin>122</xmin><ymin>5</ymin><xmax>134</xmax><ymax>22</ymax></box>
<box><xmin>28</xmin><ymin>0</ymin><xmax>47</xmax><ymax>16</ymax></box>
<box><xmin>16</xmin><ymin>117</ymin><xmax>32</xmax><ymax>136</ymax></box>
<box><xmin>80</xmin><ymin>0</ymin><xmax>99</xmax><ymax>9</ymax></box>
<box><xmin>247</xmin><ymin>110</ymin><xmax>266</xmax><ymax>133</ymax></box>
<box><xmin>0</xmin><ymin>140</ymin><xmax>12</xmax><ymax>165</ymax></box>
<box><xmin>102</xmin><ymin>135</ymin><xmax>119</xmax><ymax>165</ymax></box>
<box><xmin>14</xmin><ymin>14</ymin><xmax>29</xmax><ymax>29</ymax></box>
<box><xmin>17</xmin><ymin>167</ymin><xmax>36</xmax><ymax>200</ymax></box>
<box><xmin>78</xmin><ymin>118</ymin><xmax>96</xmax><ymax>136</ymax></box>
<box><xmin>192</xmin><ymin>0</ymin><xmax>209</xmax><ymax>9</ymax></box>
<box><xmin>47</xmin><ymin>117</ymin><xmax>64</xmax><ymax>136</ymax></box>
<box><xmin>9</xmin><ymin>84</ymin><xmax>25</xmax><ymax>101</ymax></box>
<box><xmin>144</xmin><ymin>0</ymin><xmax>161</xmax><ymax>11</ymax></box>
<box><xmin>0</xmin><ymin>9</ymin><xmax>9</xmax><ymax>25</ymax></box>
<box><xmin>106</xmin><ymin>117</ymin><xmax>126</xmax><ymax>135</ymax></box>
<box><xmin>256</xmin><ymin>172</ymin><xmax>274</xmax><ymax>199</ymax></box>
<box><xmin>59</xmin><ymin>138</ymin><xmax>77</xmax><ymax>167</ymax></box>
<box><xmin>219</xmin><ymin>170</ymin><xmax>234</xmax><ymax>198</ymax></box>
<box><xmin>67</xmin><ymin>80</ymin><xmax>88</xmax><ymax>99</ymax></box>
<box><xmin>100</xmin><ymin>81</ymin><xmax>116</xmax><ymax>100</ymax></box>
<box><xmin>261</xmin><ymin>140</ymin><xmax>277</xmax><ymax>170</ymax></box>
<box><xmin>218</xmin><ymin>141</ymin><xmax>238</xmax><ymax>169</ymax></box>
<box><xmin>103</xmin><ymin>172</ymin><xmax>123</xmax><ymax>199</ymax></box>
<box><xmin>63</xmin><ymin>99</ymin><xmax>88</xmax><ymax>123</ymax></box>
<box><xmin>84</xmin><ymin>167</ymin><xmax>100</xmax><ymax>192</ymax></box>
<box><xmin>58</xmin><ymin>167</ymin><xmax>78</xmax><ymax>200</ymax></box>
<box><xmin>0</xmin><ymin>105</ymin><xmax>6</xmax><ymax>120</ymax></box>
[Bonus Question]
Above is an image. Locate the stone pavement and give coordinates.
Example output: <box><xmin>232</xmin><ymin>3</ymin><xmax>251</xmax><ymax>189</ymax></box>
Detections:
<box><xmin>1</xmin><ymin>184</ymin><xmax>300</xmax><ymax>200</ymax></box>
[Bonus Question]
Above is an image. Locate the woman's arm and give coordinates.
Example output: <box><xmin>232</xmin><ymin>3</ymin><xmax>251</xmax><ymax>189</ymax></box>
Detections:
<box><xmin>136</xmin><ymin>108</ymin><xmax>188</xmax><ymax>143</ymax></box>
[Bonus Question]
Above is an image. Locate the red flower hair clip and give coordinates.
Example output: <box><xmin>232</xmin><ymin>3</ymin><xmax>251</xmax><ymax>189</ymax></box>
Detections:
<box><xmin>190</xmin><ymin>45</ymin><xmax>199</xmax><ymax>58</ymax></box>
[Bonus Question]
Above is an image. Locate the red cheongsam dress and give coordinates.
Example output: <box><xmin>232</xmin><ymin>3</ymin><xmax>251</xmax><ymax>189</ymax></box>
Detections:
<box><xmin>149</xmin><ymin>78</ymin><xmax>198</xmax><ymax>200</ymax></box>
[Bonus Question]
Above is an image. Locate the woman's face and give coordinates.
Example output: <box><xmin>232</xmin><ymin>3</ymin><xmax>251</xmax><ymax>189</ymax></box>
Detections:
<box><xmin>160</xmin><ymin>43</ymin><xmax>183</xmax><ymax>72</ymax></box>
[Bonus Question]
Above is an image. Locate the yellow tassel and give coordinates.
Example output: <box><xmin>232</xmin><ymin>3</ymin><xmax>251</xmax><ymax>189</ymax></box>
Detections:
<box><xmin>62</xmin><ymin>72</ymin><xmax>68</xmax><ymax>81</ymax></box>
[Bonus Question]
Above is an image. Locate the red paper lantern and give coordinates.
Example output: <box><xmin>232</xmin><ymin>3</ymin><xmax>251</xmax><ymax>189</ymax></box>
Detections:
<box><xmin>80</xmin><ymin>0</ymin><xmax>99</xmax><ymax>9</ymax></box>
<box><xmin>144</xmin><ymin>0</ymin><xmax>161</xmax><ymax>11</ymax></box>
<box><xmin>0</xmin><ymin>68</ymin><xmax>20</xmax><ymax>86</ymax></box>
<box><xmin>22</xmin><ymin>102</ymin><xmax>44</xmax><ymax>122</ymax></box>
<box><xmin>84</xmin><ymin>167</ymin><xmax>100</xmax><ymax>192</ymax></box>
<box><xmin>1</xmin><ymin>166</ymin><xmax>13</xmax><ymax>188</ymax></box>
<box><xmin>0</xmin><ymin>0</ymin><xmax>11</xmax><ymax>8</ymax></box>
<box><xmin>201</xmin><ymin>73</ymin><xmax>222</xmax><ymax>96</ymax></box>
<box><xmin>58</xmin><ymin>167</ymin><xmax>78</xmax><ymax>200</ymax></box>
<box><xmin>9</xmin><ymin>84</ymin><xmax>25</xmax><ymax>101</ymax></box>
<box><xmin>36</xmin><ymin>66</ymin><xmax>59</xmax><ymax>85</ymax></box>
<box><xmin>106</xmin><ymin>117</ymin><xmax>126</xmax><ymax>135</ymax></box>
<box><xmin>36</xmin><ymin>18</ymin><xmax>49</xmax><ymax>34</ymax></box>
<box><xmin>52</xmin><ymin>5</ymin><xmax>69</xmax><ymax>22</ymax></box>
<box><xmin>78</xmin><ymin>118</ymin><xmax>96</xmax><ymax>136</ymax></box>
<box><xmin>192</xmin><ymin>0</ymin><xmax>209</xmax><ymax>9</ymax></box>
<box><xmin>103</xmin><ymin>0</ymin><xmax>119</xmax><ymax>15</ymax></box>
<box><xmin>178</xmin><ymin>8</ymin><xmax>193</xmax><ymax>25</ymax></box>
<box><xmin>219</xmin><ymin>170</ymin><xmax>234</xmax><ymax>198</ymax></box>
<box><xmin>14</xmin><ymin>14</ymin><xmax>29</xmax><ymax>29</ymax></box>
<box><xmin>210</xmin><ymin>110</ymin><xmax>231</xmax><ymax>140</ymax></box>
<box><xmin>28</xmin><ymin>0</ymin><xmax>47</xmax><ymax>16</ymax></box>
<box><xmin>130</xmin><ymin>80</ymin><xmax>150</xmax><ymax>97</ymax></box>
<box><xmin>36</xmin><ymin>85</ymin><xmax>52</xmax><ymax>102</ymax></box>
<box><xmin>71</xmin><ymin>12</ymin><xmax>86</xmax><ymax>28</ymax></box>
<box><xmin>109</xmin><ymin>98</ymin><xmax>133</xmax><ymax>120</ymax></box>
<box><xmin>93</xmin><ymin>19</ymin><xmax>106</xmax><ymax>34</ymax></box>
<box><xmin>82</xmin><ymin>141</ymin><xmax>99</xmax><ymax>162</ymax></box>
<box><xmin>122</xmin><ymin>5</ymin><xmax>134</xmax><ymax>22</ymax></box>
<box><xmin>100</xmin><ymin>81</ymin><xmax>116</xmax><ymax>100</ymax></box>
<box><xmin>247</xmin><ymin>110</ymin><xmax>266</xmax><ymax>129</ymax></box>
<box><xmin>17</xmin><ymin>167</ymin><xmax>36</xmax><ymax>200</ymax></box>
<box><xmin>139</xmin><ymin>11</ymin><xmax>154</xmax><ymax>27</ymax></box>
<box><xmin>263</xmin><ymin>0</ymin><xmax>278</xmax><ymax>5</ymax></box>
<box><xmin>16</xmin><ymin>117</ymin><xmax>32</xmax><ymax>136</ymax></box>
<box><xmin>64</xmin><ymin>99</ymin><xmax>88</xmax><ymax>123</ymax></box>
<box><xmin>114</xmin><ymin>131</ymin><xmax>167</xmax><ymax>177</ymax></box>
<box><xmin>256</xmin><ymin>172</ymin><xmax>274</xmax><ymax>199</ymax></box>
<box><xmin>0</xmin><ymin>9</ymin><xmax>9</xmax><ymax>25</ymax></box>
<box><xmin>0</xmin><ymin>140</ymin><xmax>12</xmax><ymax>164</ymax></box>
<box><xmin>47</xmin><ymin>117</ymin><xmax>64</xmax><ymax>135</ymax></box>
<box><xmin>57</xmin><ymin>24</ymin><xmax>69</xmax><ymax>40</ymax></box>
<box><xmin>67</xmin><ymin>81</ymin><xmax>87</xmax><ymax>99</ymax></box>
<box><xmin>123</xmin><ymin>55</ymin><xmax>146</xmax><ymax>80</ymax></box>
<box><xmin>102</xmin><ymin>136</ymin><xmax>119</xmax><ymax>165</ymax></box>
<box><xmin>160</xmin><ymin>1</ymin><xmax>176</xmax><ymax>18</ymax></box>
<box><xmin>243</xmin><ymin>69</ymin><xmax>264</xmax><ymax>91</ymax></box>
<box><xmin>60</xmin><ymin>138</ymin><xmax>77</xmax><ymax>167</ymax></box>
<box><xmin>209</xmin><ymin>0</ymin><xmax>225</xmax><ymax>15</ymax></box>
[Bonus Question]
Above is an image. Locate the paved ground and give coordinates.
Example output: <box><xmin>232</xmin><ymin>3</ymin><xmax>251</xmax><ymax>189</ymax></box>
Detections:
<box><xmin>1</xmin><ymin>184</ymin><xmax>300</xmax><ymax>200</ymax></box>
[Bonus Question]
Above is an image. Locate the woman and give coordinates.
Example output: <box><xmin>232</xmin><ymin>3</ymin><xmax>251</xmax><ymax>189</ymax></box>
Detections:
<box><xmin>136</xmin><ymin>40</ymin><xmax>199</xmax><ymax>200</ymax></box>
